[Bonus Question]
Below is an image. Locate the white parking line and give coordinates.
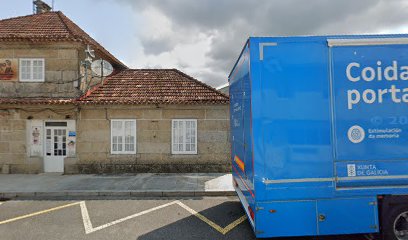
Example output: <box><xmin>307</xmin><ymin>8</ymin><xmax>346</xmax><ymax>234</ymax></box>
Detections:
<box><xmin>80</xmin><ymin>200</ymin><xmax>246</xmax><ymax>235</ymax></box>
<box><xmin>80</xmin><ymin>201</ymin><xmax>179</xmax><ymax>234</ymax></box>
<box><xmin>79</xmin><ymin>201</ymin><xmax>92</xmax><ymax>233</ymax></box>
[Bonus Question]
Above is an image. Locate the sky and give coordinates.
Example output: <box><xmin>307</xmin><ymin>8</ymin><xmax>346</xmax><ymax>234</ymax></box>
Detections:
<box><xmin>2</xmin><ymin>0</ymin><xmax>408</xmax><ymax>87</ymax></box>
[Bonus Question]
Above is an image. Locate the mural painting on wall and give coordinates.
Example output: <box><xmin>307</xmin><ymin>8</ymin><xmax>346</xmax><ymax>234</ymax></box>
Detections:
<box><xmin>0</xmin><ymin>59</ymin><xmax>18</xmax><ymax>81</ymax></box>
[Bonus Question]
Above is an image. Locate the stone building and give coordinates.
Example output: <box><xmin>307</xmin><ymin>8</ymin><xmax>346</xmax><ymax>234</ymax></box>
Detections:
<box><xmin>0</xmin><ymin>10</ymin><xmax>230</xmax><ymax>174</ymax></box>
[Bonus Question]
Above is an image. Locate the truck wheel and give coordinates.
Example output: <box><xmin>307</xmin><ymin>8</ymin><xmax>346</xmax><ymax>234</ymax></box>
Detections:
<box><xmin>383</xmin><ymin>205</ymin><xmax>408</xmax><ymax>240</ymax></box>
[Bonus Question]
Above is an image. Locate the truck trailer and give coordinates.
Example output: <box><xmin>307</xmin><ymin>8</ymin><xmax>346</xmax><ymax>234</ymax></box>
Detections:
<box><xmin>229</xmin><ymin>35</ymin><xmax>408</xmax><ymax>239</ymax></box>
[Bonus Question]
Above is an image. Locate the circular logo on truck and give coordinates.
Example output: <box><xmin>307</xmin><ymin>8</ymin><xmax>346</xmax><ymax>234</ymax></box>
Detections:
<box><xmin>348</xmin><ymin>125</ymin><xmax>365</xmax><ymax>143</ymax></box>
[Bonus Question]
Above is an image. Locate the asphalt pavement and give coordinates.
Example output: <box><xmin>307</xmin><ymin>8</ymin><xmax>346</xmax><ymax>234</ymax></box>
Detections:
<box><xmin>0</xmin><ymin>197</ymin><xmax>374</xmax><ymax>240</ymax></box>
<box><xmin>0</xmin><ymin>174</ymin><xmax>380</xmax><ymax>239</ymax></box>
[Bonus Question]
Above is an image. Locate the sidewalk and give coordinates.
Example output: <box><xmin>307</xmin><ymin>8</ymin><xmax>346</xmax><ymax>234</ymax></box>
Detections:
<box><xmin>0</xmin><ymin>173</ymin><xmax>235</xmax><ymax>199</ymax></box>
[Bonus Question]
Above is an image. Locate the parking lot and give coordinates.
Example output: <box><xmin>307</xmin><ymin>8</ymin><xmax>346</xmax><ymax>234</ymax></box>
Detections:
<box><xmin>0</xmin><ymin>197</ymin><xmax>375</xmax><ymax>240</ymax></box>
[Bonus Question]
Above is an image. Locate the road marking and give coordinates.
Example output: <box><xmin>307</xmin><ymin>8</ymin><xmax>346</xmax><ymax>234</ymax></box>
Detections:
<box><xmin>0</xmin><ymin>200</ymin><xmax>247</xmax><ymax>235</ymax></box>
<box><xmin>81</xmin><ymin>201</ymin><xmax>179</xmax><ymax>234</ymax></box>
<box><xmin>177</xmin><ymin>201</ymin><xmax>225</xmax><ymax>233</ymax></box>
<box><xmin>222</xmin><ymin>215</ymin><xmax>248</xmax><ymax>234</ymax></box>
<box><xmin>176</xmin><ymin>201</ymin><xmax>247</xmax><ymax>235</ymax></box>
<box><xmin>0</xmin><ymin>202</ymin><xmax>80</xmax><ymax>225</ymax></box>
<box><xmin>79</xmin><ymin>201</ymin><xmax>93</xmax><ymax>234</ymax></box>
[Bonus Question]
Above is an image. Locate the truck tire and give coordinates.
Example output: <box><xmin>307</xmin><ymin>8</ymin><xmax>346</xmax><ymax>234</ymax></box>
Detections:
<box><xmin>383</xmin><ymin>205</ymin><xmax>408</xmax><ymax>240</ymax></box>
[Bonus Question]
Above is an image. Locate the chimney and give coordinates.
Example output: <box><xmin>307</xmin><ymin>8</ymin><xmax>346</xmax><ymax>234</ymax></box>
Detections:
<box><xmin>33</xmin><ymin>0</ymin><xmax>52</xmax><ymax>14</ymax></box>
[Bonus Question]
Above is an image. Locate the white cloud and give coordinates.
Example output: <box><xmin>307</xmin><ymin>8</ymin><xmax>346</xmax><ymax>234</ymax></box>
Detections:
<box><xmin>95</xmin><ymin>0</ymin><xmax>408</xmax><ymax>87</ymax></box>
<box><xmin>124</xmin><ymin>8</ymin><xmax>219</xmax><ymax>85</ymax></box>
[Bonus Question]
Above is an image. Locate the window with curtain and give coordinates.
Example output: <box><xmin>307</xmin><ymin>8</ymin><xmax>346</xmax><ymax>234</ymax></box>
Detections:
<box><xmin>172</xmin><ymin>119</ymin><xmax>197</xmax><ymax>154</ymax></box>
<box><xmin>111</xmin><ymin>119</ymin><xmax>136</xmax><ymax>154</ymax></box>
<box><xmin>19</xmin><ymin>58</ymin><xmax>44</xmax><ymax>82</ymax></box>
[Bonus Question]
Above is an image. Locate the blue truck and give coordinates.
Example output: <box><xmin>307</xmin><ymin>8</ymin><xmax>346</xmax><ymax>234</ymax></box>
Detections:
<box><xmin>229</xmin><ymin>35</ymin><xmax>408</xmax><ymax>239</ymax></box>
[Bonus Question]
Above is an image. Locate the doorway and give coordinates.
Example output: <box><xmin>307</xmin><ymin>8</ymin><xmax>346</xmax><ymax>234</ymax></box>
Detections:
<box><xmin>44</xmin><ymin>122</ymin><xmax>67</xmax><ymax>173</ymax></box>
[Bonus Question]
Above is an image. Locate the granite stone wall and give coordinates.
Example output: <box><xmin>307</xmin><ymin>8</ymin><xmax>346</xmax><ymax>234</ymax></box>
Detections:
<box><xmin>0</xmin><ymin>42</ymin><xmax>83</xmax><ymax>98</ymax></box>
<box><xmin>70</xmin><ymin>104</ymin><xmax>231</xmax><ymax>173</ymax></box>
<box><xmin>0</xmin><ymin>105</ymin><xmax>78</xmax><ymax>173</ymax></box>
<box><xmin>0</xmin><ymin>104</ymin><xmax>231</xmax><ymax>174</ymax></box>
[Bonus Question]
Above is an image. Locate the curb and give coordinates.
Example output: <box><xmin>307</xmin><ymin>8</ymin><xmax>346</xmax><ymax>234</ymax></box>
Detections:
<box><xmin>0</xmin><ymin>190</ymin><xmax>236</xmax><ymax>199</ymax></box>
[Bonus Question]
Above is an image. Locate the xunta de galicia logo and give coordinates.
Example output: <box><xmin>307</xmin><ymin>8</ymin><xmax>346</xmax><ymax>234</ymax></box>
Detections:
<box><xmin>348</xmin><ymin>125</ymin><xmax>365</xmax><ymax>143</ymax></box>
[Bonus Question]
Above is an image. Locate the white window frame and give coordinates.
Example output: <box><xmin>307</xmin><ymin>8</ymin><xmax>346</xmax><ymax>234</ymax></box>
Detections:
<box><xmin>172</xmin><ymin>119</ymin><xmax>198</xmax><ymax>155</ymax></box>
<box><xmin>19</xmin><ymin>58</ymin><xmax>45</xmax><ymax>82</ymax></box>
<box><xmin>110</xmin><ymin>119</ymin><xmax>137</xmax><ymax>154</ymax></box>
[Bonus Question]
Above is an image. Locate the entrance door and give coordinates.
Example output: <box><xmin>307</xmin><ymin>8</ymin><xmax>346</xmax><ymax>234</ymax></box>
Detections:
<box><xmin>44</xmin><ymin>122</ymin><xmax>67</xmax><ymax>173</ymax></box>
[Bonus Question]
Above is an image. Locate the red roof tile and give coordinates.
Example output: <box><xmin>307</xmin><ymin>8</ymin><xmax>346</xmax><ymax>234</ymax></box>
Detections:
<box><xmin>0</xmin><ymin>69</ymin><xmax>229</xmax><ymax>105</ymax></box>
<box><xmin>78</xmin><ymin>69</ymin><xmax>229</xmax><ymax>105</ymax></box>
<box><xmin>0</xmin><ymin>11</ymin><xmax>126</xmax><ymax>69</ymax></box>
<box><xmin>0</xmin><ymin>98</ymin><xmax>74</xmax><ymax>105</ymax></box>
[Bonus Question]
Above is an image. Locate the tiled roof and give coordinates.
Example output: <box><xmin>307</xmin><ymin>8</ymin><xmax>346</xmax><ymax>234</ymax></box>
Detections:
<box><xmin>0</xmin><ymin>98</ymin><xmax>74</xmax><ymax>105</ymax></box>
<box><xmin>78</xmin><ymin>69</ymin><xmax>229</xmax><ymax>105</ymax></box>
<box><xmin>0</xmin><ymin>11</ymin><xmax>126</xmax><ymax>69</ymax></box>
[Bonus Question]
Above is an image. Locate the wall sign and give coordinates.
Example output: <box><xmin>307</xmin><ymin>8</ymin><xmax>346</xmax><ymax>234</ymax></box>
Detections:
<box><xmin>331</xmin><ymin>44</ymin><xmax>408</xmax><ymax>160</ymax></box>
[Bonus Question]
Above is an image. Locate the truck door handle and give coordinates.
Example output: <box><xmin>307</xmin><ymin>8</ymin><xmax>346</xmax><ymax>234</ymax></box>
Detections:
<box><xmin>319</xmin><ymin>214</ymin><xmax>326</xmax><ymax>222</ymax></box>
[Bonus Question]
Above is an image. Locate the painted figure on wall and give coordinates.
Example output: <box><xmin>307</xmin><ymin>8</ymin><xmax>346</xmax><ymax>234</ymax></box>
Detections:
<box><xmin>0</xmin><ymin>59</ymin><xmax>18</xmax><ymax>81</ymax></box>
<box><xmin>4</xmin><ymin>60</ymin><xmax>13</xmax><ymax>74</ymax></box>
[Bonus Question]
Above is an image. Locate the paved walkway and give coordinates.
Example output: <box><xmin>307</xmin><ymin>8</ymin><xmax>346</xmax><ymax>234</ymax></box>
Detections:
<box><xmin>0</xmin><ymin>173</ymin><xmax>234</xmax><ymax>199</ymax></box>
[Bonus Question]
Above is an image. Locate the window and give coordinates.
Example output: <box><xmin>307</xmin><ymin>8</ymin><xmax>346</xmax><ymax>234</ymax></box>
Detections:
<box><xmin>19</xmin><ymin>58</ymin><xmax>45</xmax><ymax>82</ymax></box>
<box><xmin>111</xmin><ymin>119</ymin><xmax>136</xmax><ymax>154</ymax></box>
<box><xmin>172</xmin><ymin>119</ymin><xmax>197</xmax><ymax>154</ymax></box>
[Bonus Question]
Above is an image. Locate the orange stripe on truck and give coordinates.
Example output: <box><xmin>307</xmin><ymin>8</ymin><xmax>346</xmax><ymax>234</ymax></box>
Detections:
<box><xmin>234</xmin><ymin>155</ymin><xmax>245</xmax><ymax>172</ymax></box>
